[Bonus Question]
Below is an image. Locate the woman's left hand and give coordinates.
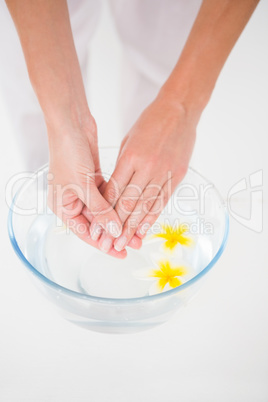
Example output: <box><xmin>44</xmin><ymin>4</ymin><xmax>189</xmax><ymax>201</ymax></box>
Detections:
<box><xmin>91</xmin><ymin>92</ymin><xmax>198</xmax><ymax>252</ymax></box>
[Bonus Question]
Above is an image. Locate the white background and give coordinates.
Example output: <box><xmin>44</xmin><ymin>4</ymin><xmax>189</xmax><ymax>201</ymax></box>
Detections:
<box><xmin>0</xmin><ymin>1</ymin><xmax>267</xmax><ymax>401</ymax></box>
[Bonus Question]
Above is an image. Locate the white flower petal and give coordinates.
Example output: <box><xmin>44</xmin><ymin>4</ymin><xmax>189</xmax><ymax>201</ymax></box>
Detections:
<box><xmin>163</xmin><ymin>282</ymin><xmax>173</xmax><ymax>292</ymax></box>
<box><xmin>148</xmin><ymin>281</ymin><xmax>162</xmax><ymax>296</ymax></box>
<box><xmin>149</xmin><ymin>252</ymin><xmax>167</xmax><ymax>265</ymax></box>
<box><xmin>132</xmin><ymin>267</ymin><xmax>156</xmax><ymax>281</ymax></box>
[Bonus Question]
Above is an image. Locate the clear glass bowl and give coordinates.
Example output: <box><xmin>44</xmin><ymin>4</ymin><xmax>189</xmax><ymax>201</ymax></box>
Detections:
<box><xmin>8</xmin><ymin>148</ymin><xmax>229</xmax><ymax>334</ymax></box>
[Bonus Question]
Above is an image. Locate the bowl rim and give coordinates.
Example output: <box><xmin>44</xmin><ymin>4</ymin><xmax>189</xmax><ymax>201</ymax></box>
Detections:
<box><xmin>8</xmin><ymin>161</ymin><xmax>229</xmax><ymax>305</ymax></box>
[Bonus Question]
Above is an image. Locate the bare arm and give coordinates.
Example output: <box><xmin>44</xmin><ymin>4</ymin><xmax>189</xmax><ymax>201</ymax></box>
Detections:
<box><xmin>5</xmin><ymin>0</ymin><xmax>88</xmax><ymax>129</ymax></box>
<box><xmin>161</xmin><ymin>0</ymin><xmax>260</xmax><ymax>116</ymax></box>
<box><xmin>5</xmin><ymin>0</ymin><xmax>138</xmax><ymax>257</ymax></box>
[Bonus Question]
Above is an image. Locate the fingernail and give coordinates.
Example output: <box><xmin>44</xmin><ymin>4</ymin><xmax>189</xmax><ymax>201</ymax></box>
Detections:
<box><xmin>114</xmin><ymin>235</ymin><xmax>128</xmax><ymax>252</ymax></box>
<box><xmin>107</xmin><ymin>221</ymin><xmax>122</xmax><ymax>238</ymax></box>
<box><xmin>137</xmin><ymin>223</ymin><xmax>150</xmax><ymax>236</ymax></box>
<box><xmin>90</xmin><ymin>223</ymin><xmax>102</xmax><ymax>241</ymax></box>
<box><xmin>100</xmin><ymin>237</ymin><xmax>113</xmax><ymax>253</ymax></box>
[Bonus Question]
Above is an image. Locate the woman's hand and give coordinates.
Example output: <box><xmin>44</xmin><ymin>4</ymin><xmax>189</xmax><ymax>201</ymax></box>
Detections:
<box><xmin>90</xmin><ymin>93</ymin><xmax>198</xmax><ymax>251</ymax></box>
<box><xmin>47</xmin><ymin>116</ymin><xmax>141</xmax><ymax>258</ymax></box>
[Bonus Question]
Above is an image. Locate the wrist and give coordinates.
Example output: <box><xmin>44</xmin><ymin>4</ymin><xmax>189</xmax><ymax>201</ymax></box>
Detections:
<box><xmin>27</xmin><ymin>52</ymin><xmax>91</xmax><ymax>137</ymax></box>
<box><xmin>30</xmin><ymin>72</ymin><xmax>91</xmax><ymax>132</ymax></box>
<box><xmin>157</xmin><ymin>80</ymin><xmax>206</xmax><ymax>127</ymax></box>
<box><xmin>46</xmin><ymin>106</ymin><xmax>97</xmax><ymax>150</ymax></box>
<box><xmin>44</xmin><ymin>102</ymin><xmax>94</xmax><ymax>136</ymax></box>
<box><xmin>160</xmin><ymin>62</ymin><xmax>215</xmax><ymax>119</ymax></box>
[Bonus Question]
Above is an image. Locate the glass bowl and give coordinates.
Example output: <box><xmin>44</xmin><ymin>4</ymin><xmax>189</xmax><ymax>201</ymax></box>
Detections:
<box><xmin>8</xmin><ymin>148</ymin><xmax>229</xmax><ymax>334</ymax></box>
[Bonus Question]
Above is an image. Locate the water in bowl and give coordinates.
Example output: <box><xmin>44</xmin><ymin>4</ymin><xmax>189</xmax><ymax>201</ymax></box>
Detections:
<box><xmin>25</xmin><ymin>213</ymin><xmax>214</xmax><ymax>299</ymax></box>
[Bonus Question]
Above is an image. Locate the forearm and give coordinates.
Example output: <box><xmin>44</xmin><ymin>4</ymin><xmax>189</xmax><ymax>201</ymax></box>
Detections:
<box><xmin>160</xmin><ymin>0</ymin><xmax>260</xmax><ymax>119</ymax></box>
<box><xmin>5</xmin><ymin>0</ymin><xmax>91</xmax><ymax>132</ymax></box>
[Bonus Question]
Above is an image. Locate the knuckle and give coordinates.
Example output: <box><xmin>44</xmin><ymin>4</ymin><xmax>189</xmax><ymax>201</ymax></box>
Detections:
<box><xmin>84</xmin><ymin>173</ymin><xmax>96</xmax><ymax>186</ymax></box>
<box><xmin>118</xmin><ymin>197</ymin><xmax>136</xmax><ymax>214</ymax></box>
<box><xmin>142</xmin><ymin>197</ymin><xmax>155</xmax><ymax>213</ymax></box>
<box><xmin>122</xmin><ymin>149</ymin><xmax>135</xmax><ymax>164</ymax></box>
<box><xmin>146</xmin><ymin>182</ymin><xmax>162</xmax><ymax>193</ymax></box>
<box><xmin>142</xmin><ymin>153</ymin><xmax>160</xmax><ymax>173</ymax></box>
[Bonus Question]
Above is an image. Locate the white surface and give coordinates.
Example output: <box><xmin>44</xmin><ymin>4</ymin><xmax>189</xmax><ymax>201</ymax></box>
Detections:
<box><xmin>0</xmin><ymin>1</ymin><xmax>267</xmax><ymax>401</ymax></box>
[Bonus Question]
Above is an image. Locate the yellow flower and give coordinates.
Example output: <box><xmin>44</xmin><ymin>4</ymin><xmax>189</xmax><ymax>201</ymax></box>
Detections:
<box><xmin>149</xmin><ymin>260</ymin><xmax>187</xmax><ymax>292</ymax></box>
<box><xmin>153</xmin><ymin>224</ymin><xmax>192</xmax><ymax>251</ymax></box>
<box><xmin>134</xmin><ymin>259</ymin><xmax>188</xmax><ymax>295</ymax></box>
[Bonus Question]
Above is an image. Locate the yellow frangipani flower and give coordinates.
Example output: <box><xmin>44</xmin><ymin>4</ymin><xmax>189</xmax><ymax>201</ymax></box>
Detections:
<box><xmin>153</xmin><ymin>224</ymin><xmax>193</xmax><ymax>251</ymax></box>
<box><xmin>148</xmin><ymin>260</ymin><xmax>187</xmax><ymax>292</ymax></box>
<box><xmin>133</xmin><ymin>258</ymin><xmax>189</xmax><ymax>295</ymax></box>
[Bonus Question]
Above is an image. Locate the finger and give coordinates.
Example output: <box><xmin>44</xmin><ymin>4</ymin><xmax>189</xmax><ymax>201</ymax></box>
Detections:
<box><xmin>83</xmin><ymin>187</ymin><xmax>104</xmax><ymax>242</ymax></box>
<box><xmin>128</xmin><ymin>234</ymin><xmax>142</xmax><ymax>249</ymax></box>
<box><xmin>102</xmin><ymin>157</ymin><xmax>134</xmax><ymax>208</ymax></box>
<box><xmin>136</xmin><ymin>178</ymin><xmax>172</xmax><ymax>239</ymax></box>
<box><xmin>49</xmin><ymin>178</ymin><xmax>126</xmax><ymax>257</ymax></box>
<box><xmin>114</xmin><ymin>180</ymin><xmax>164</xmax><ymax>251</ymax></box>
<box><xmin>92</xmin><ymin>180</ymin><xmax>142</xmax><ymax>249</ymax></box>
<box><xmin>98</xmin><ymin>229</ymin><xmax>143</xmax><ymax>252</ymax></box>
<box><xmin>85</xmin><ymin>182</ymin><xmax>123</xmax><ymax>239</ymax></box>
<box><xmin>81</xmin><ymin>203</ymin><xmax>143</xmax><ymax>251</ymax></box>
<box><xmin>98</xmin><ymin>171</ymin><xmax>147</xmax><ymax>251</ymax></box>
<box><xmin>89</xmin><ymin>159</ymin><xmax>133</xmax><ymax>241</ymax></box>
<box><xmin>81</xmin><ymin>205</ymin><xmax>94</xmax><ymax>222</ymax></box>
<box><xmin>114</xmin><ymin>171</ymin><xmax>148</xmax><ymax>223</ymax></box>
<box><xmin>97</xmin><ymin>231</ymin><xmax>114</xmax><ymax>253</ymax></box>
<box><xmin>63</xmin><ymin>213</ymin><xmax>127</xmax><ymax>259</ymax></box>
